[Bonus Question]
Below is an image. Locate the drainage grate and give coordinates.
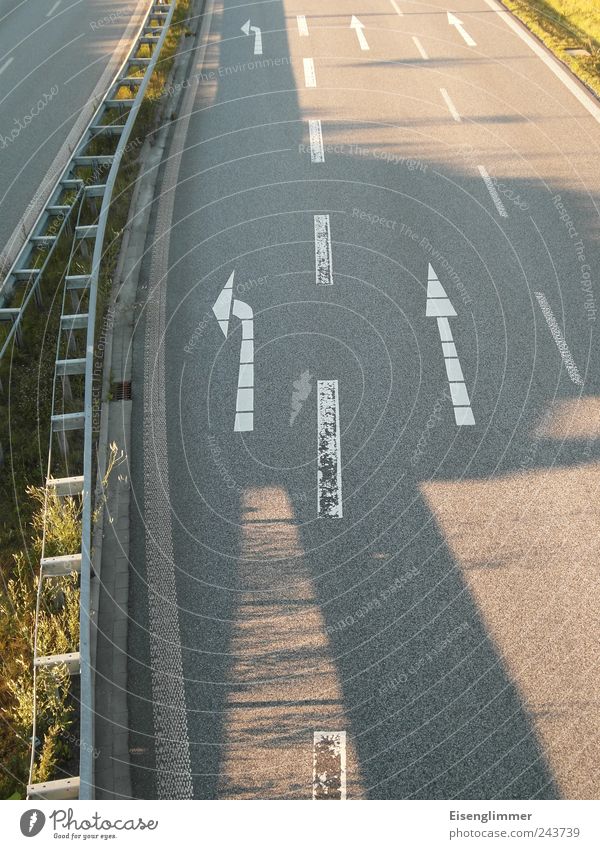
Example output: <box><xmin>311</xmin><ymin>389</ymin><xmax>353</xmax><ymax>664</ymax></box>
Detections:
<box><xmin>112</xmin><ymin>380</ymin><xmax>132</xmax><ymax>401</ymax></box>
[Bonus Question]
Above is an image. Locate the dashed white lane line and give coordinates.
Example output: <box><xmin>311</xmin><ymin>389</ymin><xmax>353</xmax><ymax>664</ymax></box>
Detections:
<box><xmin>483</xmin><ymin>0</ymin><xmax>600</xmax><ymax>123</ymax></box>
<box><xmin>309</xmin><ymin>119</ymin><xmax>325</xmax><ymax>163</ymax></box>
<box><xmin>427</xmin><ymin>265</ymin><xmax>475</xmax><ymax>426</ymax></box>
<box><xmin>390</xmin><ymin>0</ymin><xmax>404</xmax><ymax>16</ymax></box>
<box><xmin>314</xmin><ymin>214</ymin><xmax>333</xmax><ymax>286</ymax></box>
<box><xmin>313</xmin><ymin>731</ymin><xmax>347</xmax><ymax>799</ymax></box>
<box><xmin>440</xmin><ymin>87</ymin><xmax>461</xmax><ymax>122</ymax></box>
<box><xmin>297</xmin><ymin>14</ymin><xmax>309</xmax><ymax>36</ymax></box>
<box><xmin>0</xmin><ymin>56</ymin><xmax>14</xmax><ymax>75</ymax></box>
<box><xmin>46</xmin><ymin>0</ymin><xmax>61</xmax><ymax>16</ymax></box>
<box><xmin>535</xmin><ymin>292</ymin><xmax>585</xmax><ymax>386</ymax></box>
<box><xmin>478</xmin><ymin>165</ymin><xmax>509</xmax><ymax>218</ymax></box>
<box><xmin>412</xmin><ymin>36</ymin><xmax>429</xmax><ymax>60</ymax></box>
<box><xmin>317</xmin><ymin>381</ymin><xmax>343</xmax><ymax>518</ymax></box>
<box><xmin>304</xmin><ymin>57</ymin><xmax>317</xmax><ymax>87</ymax></box>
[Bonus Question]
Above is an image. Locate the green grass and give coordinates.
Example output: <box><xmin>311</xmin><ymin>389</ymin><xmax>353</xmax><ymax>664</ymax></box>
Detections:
<box><xmin>501</xmin><ymin>0</ymin><xmax>600</xmax><ymax>97</ymax></box>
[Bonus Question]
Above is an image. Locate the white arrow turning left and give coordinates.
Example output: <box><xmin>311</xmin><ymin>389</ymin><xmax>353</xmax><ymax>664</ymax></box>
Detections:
<box><xmin>447</xmin><ymin>11</ymin><xmax>476</xmax><ymax>47</ymax></box>
<box><xmin>350</xmin><ymin>16</ymin><xmax>369</xmax><ymax>51</ymax></box>
<box><xmin>213</xmin><ymin>271</ymin><xmax>255</xmax><ymax>432</ymax></box>
<box><xmin>241</xmin><ymin>19</ymin><xmax>263</xmax><ymax>55</ymax></box>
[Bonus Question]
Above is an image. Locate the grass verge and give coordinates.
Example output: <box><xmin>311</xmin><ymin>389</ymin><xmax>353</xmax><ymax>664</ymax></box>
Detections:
<box><xmin>0</xmin><ymin>0</ymin><xmax>193</xmax><ymax>798</ymax></box>
<box><xmin>501</xmin><ymin>0</ymin><xmax>600</xmax><ymax>98</ymax></box>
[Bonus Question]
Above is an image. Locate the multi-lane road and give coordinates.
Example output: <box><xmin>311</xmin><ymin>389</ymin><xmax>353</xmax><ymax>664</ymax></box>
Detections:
<box><xmin>120</xmin><ymin>0</ymin><xmax>600</xmax><ymax>799</ymax></box>
<box><xmin>0</xmin><ymin>0</ymin><xmax>148</xmax><ymax>269</ymax></box>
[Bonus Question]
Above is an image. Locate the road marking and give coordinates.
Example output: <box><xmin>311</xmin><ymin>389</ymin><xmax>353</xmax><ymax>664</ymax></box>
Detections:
<box><xmin>412</xmin><ymin>36</ymin><xmax>429</xmax><ymax>60</ymax></box>
<box><xmin>478</xmin><ymin>165</ymin><xmax>509</xmax><ymax>218</ymax></box>
<box><xmin>317</xmin><ymin>381</ymin><xmax>343</xmax><ymax>518</ymax></box>
<box><xmin>297</xmin><ymin>14</ymin><xmax>309</xmax><ymax>36</ymax></box>
<box><xmin>313</xmin><ymin>731</ymin><xmax>347</xmax><ymax>799</ymax></box>
<box><xmin>0</xmin><ymin>56</ymin><xmax>14</xmax><ymax>76</ymax></box>
<box><xmin>303</xmin><ymin>57</ymin><xmax>317</xmax><ymax>87</ymax></box>
<box><xmin>483</xmin><ymin>0</ymin><xmax>600</xmax><ymax>123</ymax></box>
<box><xmin>447</xmin><ymin>11</ymin><xmax>476</xmax><ymax>47</ymax></box>
<box><xmin>46</xmin><ymin>0</ymin><xmax>61</xmax><ymax>16</ymax></box>
<box><xmin>241</xmin><ymin>19</ymin><xmax>263</xmax><ymax>55</ymax></box>
<box><xmin>390</xmin><ymin>0</ymin><xmax>404</xmax><ymax>16</ymax></box>
<box><xmin>440</xmin><ymin>87</ymin><xmax>461</xmax><ymax>122</ymax></box>
<box><xmin>314</xmin><ymin>214</ymin><xmax>333</xmax><ymax>286</ymax></box>
<box><xmin>213</xmin><ymin>271</ymin><xmax>255</xmax><ymax>431</ymax></box>
<box><xmin>535</xmin><ymin>292</ymin><xmax>584</xmax><ymax>386</ymax></box>
<box><xmin>426</xmin><ymin>265</ymin><xmax>475</xmax><ymax>426</ymax></box>
<box><xmin>350</xmin><ymin>15</ymin><xmax>369</xmax><ymax>51</ymax></box>
<box><xmin>309</xmin><ymin>119</ymin><xmax>325</xmax><ymax>163</ymax></box>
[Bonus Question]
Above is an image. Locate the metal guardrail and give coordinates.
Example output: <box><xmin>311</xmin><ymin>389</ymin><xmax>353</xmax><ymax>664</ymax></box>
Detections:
<box><xmin>23</xmin><ymin>0</ymin><xmax>177</xmax><ymax>800</ymax></box>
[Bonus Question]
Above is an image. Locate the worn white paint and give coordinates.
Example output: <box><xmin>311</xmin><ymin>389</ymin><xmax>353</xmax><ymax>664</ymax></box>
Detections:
<box><xmin>412</xmin><ymin>36</ymin><xmax>429</xmax><ymax>60</ymax></box>
<box><xmin>309</xmin><ymin>119</ymin><xmax>325</xmax><ymax>163</ymax></box>
<box><xmin>478</xmin><ymin>166</ymin><xmax>509</xmax><ymax>218</ymax></box>
<box><xmin>304</xmin><ymin>57</ymin><xmax>317</xmax><ymax>87</ymax></box>
<box><xmin>314</xmin><ymin>214</ymin><xmax>333</xmax><ymax>286</ymax></box>
<box><xmin>441</xmin><ymin>87</ymin><xmax>461</xmax><ymax>122</ymax></box>
<box><xmin>317</xmin><ymin>381</ymin><xmax>343</xmax><ymax>517</ymax></box>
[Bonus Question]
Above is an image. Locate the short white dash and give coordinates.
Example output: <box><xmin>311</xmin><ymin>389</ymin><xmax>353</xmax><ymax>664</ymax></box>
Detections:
<box><xmin>317</xmin><ymin>381</ymin><xmax>343</xmax><ymax>518</ymax></box>
<box><xmin>0</xmin><ymin>56</ymin><xmax>14</xmax><ymax>75</ymax></box>
<box><xmin>440</xmin><ymin>87</ymin><xmax>461</xmax><ymax>122</ymax></box>
<box><xmin>478</xmin><ymin>165</ymin><xmax>508</xmax><ymax>218</ymax></box>
<box><xmin>46</xmin><ymin>0</ymin><xmax>61</xmax><ymax>16</ymax></box>
<box><xmin>304</xmin><ymin>57</ymin><xmax>317</xmax><ymax>88</ymax></box>
<box><xmin>308</xmin><ymin>119</ymin><xmax>325</xmax><ymax>163</ymax></box>
<box><xmin>297</xmin><ymin>14</ymin><xmax>309</xmax><ymax>36</ymax></box>
<box><xmin>314</xmin><ymin>214</ymin><xmax>333</xmax><ymax>286</ymax></box>
<box><xmin>412</xmin><ymin>36</ymin><xmax>429</xmax><ymax>60</ymax></box>
<box><xmin>313</xmin><ymin>731</ymin><xmax>347</xmax><ymax>799</ymax></box>
<box><xmin>390</xmin><ymin>0</ymin><xmax>404</xmax><ymax>15</ymax></box>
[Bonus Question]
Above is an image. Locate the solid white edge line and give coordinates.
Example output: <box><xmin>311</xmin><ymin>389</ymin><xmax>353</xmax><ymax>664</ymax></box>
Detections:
<box><xmin>440</xmin><ymin>87</ymin><xmax>461</xmax><ymax>122</ymax></box>
<box><xmin>483</xmin><ymin>0</ymin><xmax>600</xmax><ymax>123</ymax></box>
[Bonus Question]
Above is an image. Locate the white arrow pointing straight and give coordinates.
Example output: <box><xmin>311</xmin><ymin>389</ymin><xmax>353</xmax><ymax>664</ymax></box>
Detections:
<box><xmin>350</xmin><ymin>15</ymin><xmax>369</xmax><ymax>50</ymax></box>
<box><xmin>241</xmin><ymin>19</ymin><xmax>263</xmax><ymax>55</ymax></box>
<box><xmin>447</xmin><ymin>11</ymin><xmax>476</xmax><ymax>47</ymax></box>
<box><xmin>426</xmin><ymin>264</ymin><xmax>475</xmax><ymax>426</ymax></box>
<box><xmin>213</xmin><ymin>271</ymin><xmax>255</xmax><ymax>432</ymax></box>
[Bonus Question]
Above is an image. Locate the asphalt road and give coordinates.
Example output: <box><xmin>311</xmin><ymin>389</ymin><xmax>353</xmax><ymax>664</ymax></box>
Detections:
<box><xmin>0</xmin><ymin>0</ymin><xmax>148</xmax><ymax>268</ymax></box>
<box><xmin>124</xmin><ymin>0</ymin><xmax>600</xmax><ymax>799</ymax></box>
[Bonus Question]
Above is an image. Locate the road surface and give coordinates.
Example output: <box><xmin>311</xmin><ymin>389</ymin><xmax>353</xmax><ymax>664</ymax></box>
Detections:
<box><xmin>119</xmin><ymin>0</ymin><xmax>600</xmax><ymax>799</ymax></box>
<box><xmin>0</xmin><ymin>0</ymin><xmax>148</xmax><ymax>269</ymax></box>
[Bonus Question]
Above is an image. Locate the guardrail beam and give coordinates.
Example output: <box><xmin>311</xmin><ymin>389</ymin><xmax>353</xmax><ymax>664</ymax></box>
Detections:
<box><xmin>28</xmin><ymin>777</ymin><xmax>80</xmax><ymax>800</ymax></box>
<box><xmin>35</xmin><ymin>652</ymin><xmax>81</xmax><ymax>675</ymax></box>
<box><xmin>56</xmin><ymin>357</ymin><xmax>86</xmax><ymax>376</ymax></box>
<box><xmin>60</xmin><ymin>313</ymin><xmax>89</xmax><ymax>331</ymax></box>
<box><xmin>51</xmin><ymin>412</ymin><xmax>85</xmax><ymax>431</ymax></box>
<box><xmin>41</xmin><ymin>553</ymin><xmax>82</xmax><ymax>577</ymax></box>
<box><xmin>47</xmin><ymin>476</ymin><xmax>84</xmax><ymax>496</ymax></box>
